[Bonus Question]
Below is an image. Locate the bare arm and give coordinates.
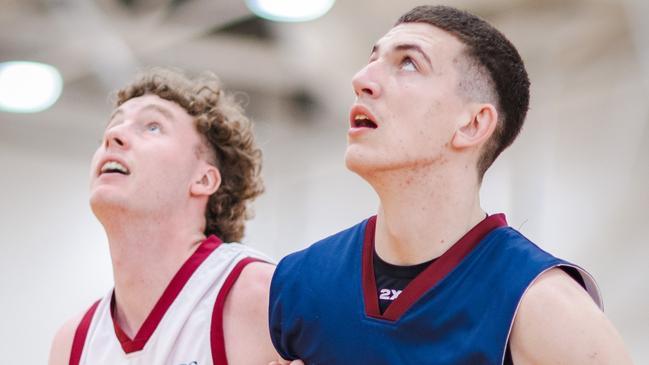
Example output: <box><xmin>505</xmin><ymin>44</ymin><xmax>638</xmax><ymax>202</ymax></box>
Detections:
<box><xmin>510</xmin><ymin>268</ymin><xmax>633</xmax><ymax>365</ymax></box>
<box><xmin>223</xmin><ymin>261</ymin><xmax>290</xmax><ymax>365</ymax></box>
<box><xmin>48</xmin><ymin>312</ymin><xmax>84</xmax><ymax>365</ymax></box>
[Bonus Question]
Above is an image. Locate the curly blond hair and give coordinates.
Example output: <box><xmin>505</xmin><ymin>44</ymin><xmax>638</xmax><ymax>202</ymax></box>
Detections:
<box><xmin>115</xmin><ymin>68</ymin><xmax>264</xmax><ymax>243</ymax></box>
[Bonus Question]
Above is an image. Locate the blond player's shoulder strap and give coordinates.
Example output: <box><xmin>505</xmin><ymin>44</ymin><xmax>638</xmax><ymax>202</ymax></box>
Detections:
<box><xmin>210</xmin><ymin>256</ymin><xmax>269</xmax><ymax>365</ymax></box>
<box><xmin>68</xmin><ymin>299</ymin><xmax>100</xmax><ymax>365</ymax></box>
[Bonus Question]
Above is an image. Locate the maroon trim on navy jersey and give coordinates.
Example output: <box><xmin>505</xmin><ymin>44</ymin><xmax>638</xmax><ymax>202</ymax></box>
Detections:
<box><xmin>211</xmin><ymin>257</ymin><xmax>265</xmax><ymax>365</ymax></box>
<box><xmin>69</xmin><ymin>299</ymin><xmax>100</xmax><ymax>365</ymax></box>
<box><xmin>110</xmin><ymin>235</ymin><xmax>223</xmax><ymax>354</ymax></box>
<box><xmin>362</xmin><ymin>216</ymin><xmax>381</xmax><ymax>318</ymax></box>
<box><xmin>362</xmin><ymin>213</ymin><xmax>508</xmax><ymax>321</ymax></box>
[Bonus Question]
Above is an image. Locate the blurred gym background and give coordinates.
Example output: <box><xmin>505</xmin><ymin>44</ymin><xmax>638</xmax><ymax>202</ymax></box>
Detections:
<box><xmin>0</xmin><ymin>0</ymin><xmax>647</xmax><ymax>362</ymax></box>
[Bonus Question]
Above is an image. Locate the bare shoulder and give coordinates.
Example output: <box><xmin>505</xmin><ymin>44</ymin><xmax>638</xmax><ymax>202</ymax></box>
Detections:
<box><xmin>48</xmin><ymin>311</ymin><xmax>84</xmax><ymax>365</ymax></box>
<box><xmin>224</xmin><ymin>261</ymin><xmax>280</xmax><ymax>365</ymax></box>
<box><xmin>510</xmin><ymin>267</ymin><xmax>633</xmax><ymax>365</ymax></box>
<box><xmin>236</xmin><ymin>261</ymin><xmax>275</xmax><ymax>293</ymax></box>
<box><xmin>226</xmin><ymin>261</ymin><xmax>274</xmax><ymax>327</ymax></box>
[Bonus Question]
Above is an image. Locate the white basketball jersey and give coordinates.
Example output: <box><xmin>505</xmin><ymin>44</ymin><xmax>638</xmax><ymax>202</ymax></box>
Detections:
<box><xmin>70</xmin><ymin>236</ymin><xmax>273</xmax><ymax>365</ymax></box>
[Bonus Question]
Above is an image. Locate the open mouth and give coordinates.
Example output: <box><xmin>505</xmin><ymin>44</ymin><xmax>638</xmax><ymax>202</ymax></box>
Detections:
<box><xmin>353</xmin><ymin>113</ymin><xmax>378</xmax><ymax>129</ymax></box>
<box><xmin>100</xmin><ymin>161</ymin><xmax>130</xmax><ymax>175</ymax></box>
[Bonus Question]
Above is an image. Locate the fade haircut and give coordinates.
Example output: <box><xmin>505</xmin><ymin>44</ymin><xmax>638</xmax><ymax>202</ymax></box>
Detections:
<box><xmin>396</xmin><ymin>5</ymin><xmax>530</xmax><ymax>178</ymax></box>
<box><xmin>115</xmin><ymin>68</ymin><xmax>264</xmax><ymax>242</ymax></box>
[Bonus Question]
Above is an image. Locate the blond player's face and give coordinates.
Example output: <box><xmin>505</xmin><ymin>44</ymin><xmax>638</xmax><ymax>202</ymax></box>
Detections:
<box><xmin>89</xmin><ymin>94</ymin><xmax>205</xmax><ymax>217</ymax></box>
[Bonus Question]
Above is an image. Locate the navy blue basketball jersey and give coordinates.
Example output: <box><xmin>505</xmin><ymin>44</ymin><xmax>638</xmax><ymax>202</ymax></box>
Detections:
<box><xmin>269</xmin><ymin>214</ymin><xmax>601</xmax><ymax>364</ymax></box>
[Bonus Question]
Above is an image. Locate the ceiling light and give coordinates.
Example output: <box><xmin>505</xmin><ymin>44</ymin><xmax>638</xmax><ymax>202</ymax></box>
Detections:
<box><xmin>0</xmin><ymin>61</ymin><xmax>63</xmax><ymax>113</ymax></box>
<box><xmin>245</xmin><ymin>0</ymin><xmax>335</xmax><ymax>22</ymax></box>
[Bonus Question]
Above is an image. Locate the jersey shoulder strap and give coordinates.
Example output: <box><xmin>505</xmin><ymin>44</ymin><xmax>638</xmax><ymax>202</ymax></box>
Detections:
<box><xmin>69</xmin><ymin>299</ymin><xmax>101</xmax><ymax>365</ymax></box>
<box><xmin>210</xmin><ymin>256</ymin><xmax>267</xmax><ymax>365</ymax></box>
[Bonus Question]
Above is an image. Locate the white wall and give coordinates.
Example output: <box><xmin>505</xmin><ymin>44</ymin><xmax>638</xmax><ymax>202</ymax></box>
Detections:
<box><xmin>0</xmin><ymin>143</ymin><xmax>111</xmax><ymax>361</ymax></box>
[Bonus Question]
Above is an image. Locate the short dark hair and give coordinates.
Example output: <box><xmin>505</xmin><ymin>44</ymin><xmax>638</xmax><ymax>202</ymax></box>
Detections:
<box><xmin>115</xmin><ymin>68</ymin><xmax>264</xmax><ymax>243</ymax></box>
<box><xmin>396</xmin><ymin>5</ymin><xmax>530</xmax><ymax>178</ymax></box>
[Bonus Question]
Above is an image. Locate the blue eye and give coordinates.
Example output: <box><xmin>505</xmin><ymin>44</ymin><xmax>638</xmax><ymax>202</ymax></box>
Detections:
<box><xmin>146</xmin><ymin>122</ymin><xmax>161</xmax><ymax>133</ymax></box>
<box><xmin>401</xmin><ymin>57</ymin><xmax>417</xmax><ymax>71</ymax></box>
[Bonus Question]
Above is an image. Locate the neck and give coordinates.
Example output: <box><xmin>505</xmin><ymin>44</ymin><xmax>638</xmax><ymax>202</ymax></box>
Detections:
<box><xmin>367</xmin><ymin>163</ymin><xmax>485</xmax><ymax>266</ymax></box>
<box><xmin>99</xmin><ymin>206</ymin><xmax>206</xmax><ymax>337</ymax></box>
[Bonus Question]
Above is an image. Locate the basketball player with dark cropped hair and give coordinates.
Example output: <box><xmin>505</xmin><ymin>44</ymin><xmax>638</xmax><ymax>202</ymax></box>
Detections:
<box><xmin>269</xmin><ymin>5</ymin><xmax>632</xmax><ymax>364</ymax></box>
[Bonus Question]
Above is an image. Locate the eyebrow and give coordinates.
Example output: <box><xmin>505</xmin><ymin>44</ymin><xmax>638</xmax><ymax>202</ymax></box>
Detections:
<box><xmin>108</xmin><ymin>103</ymin><xmax>175</xmax><ymax>125</ymax></box>
<box><xmin>142</xmin><ymin>104</ymin><xmax>175</xmax><ymax>121</ymax></box>
<box><xmin>371</xmin><ymin>43</ymin><xmax>433</xmax><ymax>68</ymax></box>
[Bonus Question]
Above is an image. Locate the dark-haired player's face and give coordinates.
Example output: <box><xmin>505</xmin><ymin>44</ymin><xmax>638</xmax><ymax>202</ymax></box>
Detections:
<box><xmin>89</xmin><ymin>94</ymin><xmax>207</xmax><ymax>218</ymax></box>
<box><xmin>346</xmin><ymin>23</ymin><xmax>470</xmax><ymax>177</ymax></box>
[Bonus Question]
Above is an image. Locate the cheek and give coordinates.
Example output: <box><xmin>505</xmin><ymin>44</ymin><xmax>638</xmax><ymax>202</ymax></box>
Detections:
<box><xmin>153</xmin><ymin>149</ymin><xmax>198</xmax><ymax>181</ymax></box>
<box><xmin>397</xmin><ymin>104</ymin><xmax>454</xmax><ymax>154</ymax></box>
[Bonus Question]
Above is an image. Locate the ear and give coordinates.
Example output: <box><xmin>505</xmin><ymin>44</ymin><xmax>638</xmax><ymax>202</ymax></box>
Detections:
<box><xmin>190</xmin><ymin>163</ymin><xmax>221</xmax><ymax>197</ymax></box>
<box><xmin>452</xmin><ymin>104</ymin><xmax>498</xmax><ymax>149</ymax></box>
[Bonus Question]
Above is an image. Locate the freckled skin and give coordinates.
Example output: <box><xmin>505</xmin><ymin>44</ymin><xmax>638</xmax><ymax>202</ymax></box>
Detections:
<box><xmin>346</xmin><ymin>24</ymin><xmax>466</xmax><ymax>178</ymax></box>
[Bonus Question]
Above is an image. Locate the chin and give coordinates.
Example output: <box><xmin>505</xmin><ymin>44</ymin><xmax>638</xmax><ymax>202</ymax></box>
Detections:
<box><xmin>89</xmin><ymin>189</ymin><xmax>127</xmax><ymax>216</ymax></box>
<box><xmin>345</xmin><ymin>149</ymin><xmax>379</xmax><ymax>177</ymax></box>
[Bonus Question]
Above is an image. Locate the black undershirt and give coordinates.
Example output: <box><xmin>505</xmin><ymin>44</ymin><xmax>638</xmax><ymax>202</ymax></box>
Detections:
<box><xmin>373</xmin><ymin>249</ymin><xmax>514</xmax><ymax>365</ymax></box>
<box><xmin>373</xmin><ymin>249</ymin><xmax>435</xmax><ymax>314</ymax></box>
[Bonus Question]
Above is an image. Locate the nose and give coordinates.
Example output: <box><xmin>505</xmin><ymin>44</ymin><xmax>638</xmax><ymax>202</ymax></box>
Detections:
<box><xmin>351</xmin><ymin>62</ymin><xmax>382</xmax><ymax>98</ymax></box>
<box><xmin>103</xmin><ymin>124</ymin><xmax>129</xmax><ymax>150</ymax></box>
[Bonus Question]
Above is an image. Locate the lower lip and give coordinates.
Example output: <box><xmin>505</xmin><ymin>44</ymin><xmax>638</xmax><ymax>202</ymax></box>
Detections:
<box><xmin>97</xmin><ymin>172</ymin><xmax>129</xmax><ymax>180</ymax></box>
<box><xmin>348</xmin><ymin>126</ymin><xmax>376</xmax><ymax>137</ymax></box>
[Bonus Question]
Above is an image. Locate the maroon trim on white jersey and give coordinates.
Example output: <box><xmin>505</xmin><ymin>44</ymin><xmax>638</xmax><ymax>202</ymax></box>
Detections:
<box><xmin>69</xmin><ymin>300</ymin><xmax>100</xmax><ymax>365</ymax></box>
<box><xmin>362</xmin><ymin>214</ymin><xmax>508</xmax><ymax>321</ymax></box>
<box><xmin>110</xmin><ymin>235</ymin><xmax>223</xmax><ymax>354</ymax></box>
<box><xmin>210</xmin><ymin>256</ymin><xmax>265</xmax><ymax>365</ymax></box>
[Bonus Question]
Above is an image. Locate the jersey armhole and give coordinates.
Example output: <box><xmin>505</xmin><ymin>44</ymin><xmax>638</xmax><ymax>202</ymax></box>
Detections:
<box><xmin>69</xmin><ymin>300</ymin><xmax>100</xmax><ymax>365</ymax></box>
<box><xmin>558</xmin><ymin>264</ymin><xmax>603</xmax><ymax>309</ymax></box>
<box><xmin>210</xmin><ymin>257</ymin><xmax>265</xmax><ymax>365</ymax></box>
<box><xmin>501</xmin><ymin>263</ymin><xmax>603</xmax><ymax>365</ymax></box>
